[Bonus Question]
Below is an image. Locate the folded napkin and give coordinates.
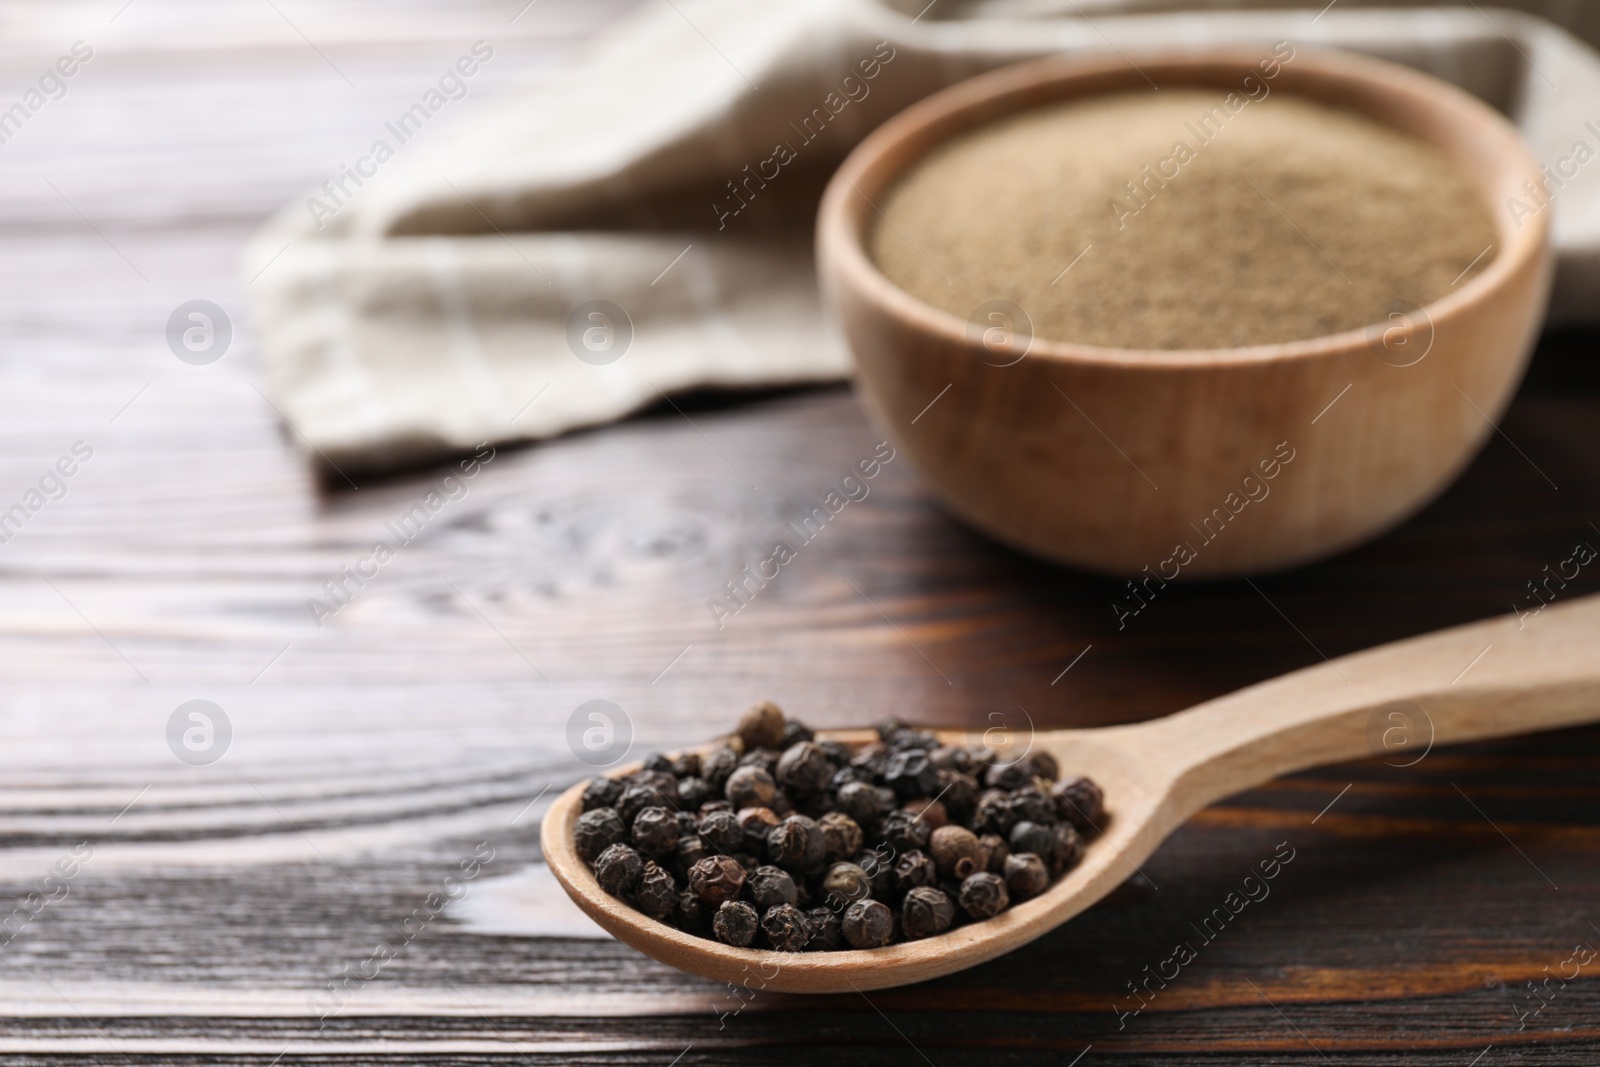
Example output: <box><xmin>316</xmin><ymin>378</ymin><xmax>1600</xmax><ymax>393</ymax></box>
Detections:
<box><xmin>243</xmin><ymin>1</ymin><xmax>1600</xmax><ymax>473</ymax></box>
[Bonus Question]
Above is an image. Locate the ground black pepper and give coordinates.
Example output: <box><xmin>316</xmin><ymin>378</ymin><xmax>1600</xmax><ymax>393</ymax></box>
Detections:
<box><xmin>575</xmin><ymin>701</ymin><xmax>1104</xmax><ymax>950</ymax></box>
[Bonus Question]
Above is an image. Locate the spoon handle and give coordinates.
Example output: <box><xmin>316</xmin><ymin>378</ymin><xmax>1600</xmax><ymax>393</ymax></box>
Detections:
<box><xmin>1114</xmin><ymin>592</ymin><xmax>1600</xmax><ymax>824</ymax></box>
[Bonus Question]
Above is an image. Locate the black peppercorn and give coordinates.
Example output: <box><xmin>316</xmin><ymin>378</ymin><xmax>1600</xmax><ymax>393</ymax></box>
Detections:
<box><xmin>874</xmin><ymin>716</ymin><xmax>907</xmax><ymax>740</ymax></box>
<box><xmin>688</xmin><ymin>855</ymin><xmax>747</xmax><ymax>906</ymax></box>
<box><xmin>643</xmin><ymin>752</ymin><xmax>674</xmax><ymax>774</ymax></box>
<box><xmin>901</xmin><ymin>886</ymin><xmax>956</xmax><ymax>939</ymax></box>
<box><xmin>1052</xmin><ymin>775</ymin><xmax>1104</xmax><ymax>832</ymax></box>
<box><xmin>699</xmin><ymin>798</ymin><xmax>733</xmax><ymax>816</ymax></box>
<box><xmin>1009</xmin><ymin>820</ymin><xmax>1055</xmax><ymax>863</ymax></box>
<box><xmin>957</xmin><ymin>871</ymin><xmax>1010</xmax><ymax>919</ymax></box>
<box><xmin>629</xmin><ymin>768</ymin><xmax>679</xmax><ymax>796</ymax></box>
<box><xmin>724</xmin><ymin>765</ymin><xmax>777</xmax><ymax>809</ymax></box>
<box><xmin>1004</xmin><ymin>852</ymin><xmax>1050</xmax><ymax>899</ymax></box>
<box><xmin>736</xmin><ymin>700</ymin><xmax>787</xmax><ymax>751</ymax></box>
<box><xmin>841</xmin><ymin>899</ymin><xmax>894</xmax><ymax>948</ymax></box>
<box><xmin>820</xmin><ymin>862</ymin><xmax>872</xmax><ymax>907</ymax></box>
<box><xmin>893</xmin><ymin>849</ymin><xmax>938</xmax><ymax>895</ymax></box>
<box><xmin>776</xmin><ymin>741</ymin><xmax>834</xmax><ymax>794</ymax></box>
<box><xmin>736</xmin><ymin>805</ymin><xmax>780</xmax><ymax>855</ymax></box>
<box><xmin>746</xmin><ymin>865</ymin><xmax>798</xmax><ymax>909</ymax></box>
<box><xmin>818</xmin><ymin>739</ymin><xmax>853</xmax><ymax>766</ymax></box>
<box><xmin>631</xmin><ymin>806</ymin><xmax>681</xmax><ymax>857</ymax></box>
<box><xmin>581</xmin><ymin>776</ymin><xmax>623</xmax><ymax>812</ymax></box>
<box><xmin>1050</xmin><ymin>823</ymin><xmax>1085</xmax><ymax>876</ymax></box>
<box><xmin>884</xmin><ymin>749</ymin><xmax>939</xmax><ymax>797</ymax></box>
<box><xmin>984</xmin><ymin>760</ymin><xmax>1031</xmax><ymax>791</ymax></box>
<box><xmin>877</xmin><ymin>810</ymin><xmax>931</xmax><ymax>854</ymax></box>
<box><xmin>698</xmin><ymin>809</ymin><xmax>744</xmax><ymax>854</ymax></box>
<box><xmin>618</xmin><ymin>782</ymin><xmax>671</xmax><ymax>824</ymax></box>
<box><xmin>672</xmin><ymin>751</ymin><xmax>702</xmax><ymax>778</ymax></box>
<box><xmin>1027</xmin><ymin>752</ymin><xmax>1060</xmax><ymax>782</ymax></box>
<box><xmin>928</xmin><ymin>825</ymin><xmax>985</xmax><ymax>880</ymax></box>
<box><xmin>674</xmin><ymin>810</ymin><xmax>701</xmax><ymax>836</ymax></box>
<box><xmin>818</xmin><ymin>811</ymin><xmax>864</xmax><ymax>861</ymax></box>
<box><xmin>573</xmin><ymin>807</ymin><xmax>626</xmax><ymax>862</ymax></box>
<box><xmin>761</xmin><ymin>902</ymin><xmax>811</xmax><ymax>951</ymax></box>
<box><xmin>1008</xmin><ymin>786</ymin><xmax>1056</xmax><ymax>826</ymax></box>
<box><xmin>970</xmin><ymin>790</ymin><xmax>1015</xmax><ymax>837</ymax></box>
<box><xmin>738</xmin><ymin>747</ymin><xmax>780</xmax><ymax>775</ymax></box>
<box><xmin>979</xmin><ymin>833</ymin><xmax>1010</xmax><ymax>874</ymax></box>
<box><xmin>701</xmin><ymin>745</ymin><xmax>740</xmax><ymax>789</ymax></box>
<box><xmin>935</xmin><ymin>769</ymin><xmax>980</xmax><ymax>819</ymax></box>
<box><xmin>850</xmin><ymin>742</ymin><xmax>890</xmax><ymax>779</ymax></box>
<box><xmin>781</xmin><ymin>719</ymin><xmax>815</xmax><ymax>747</ymax></box>
<box><xmin>806</xmin><ymin>906</ymin><xmax>844</xmax><ymax>951</ymax></box>
<box><xmin>593</xmin><ymin>842</ymin><xmax>644</xmax><ymax>896</ymax></box>
<box><xmin>677</xmin><ymin>889</ymin><xmax>710</xmax><ymax>935</ymax></box>
<box><xmin>674</xmin><ymin>834</ymin><xmax>711</xmax><ymax>878</ymax></box>
<box><xmin>857</xmin><ymin>848</ymin><xmax>896</xmax><ymax>900</ymax></box>
<box><xmin>766</xmin><ymin>815</ymin><xmax>826</xmax><ymax>873</ymax></box>
<box><xmin>634</xmin><ymin>861</ymin><xmax>679</xmax><ymax>919</ymax></box>
<box><xmin>676</xmin><ymin>776</ymin><xmax>716</xmax><ymax>811</ymax></box>
<box><xmin>901</xmin><ymin>797</ymin><xmax>948</xmax><ymax>829</ymax></box>
<box><xmin>835</xmin><ymin>781</ymin><xmax>887</xmax><ymax>825</ymax></box>
<box><xmin>713</xmin><ymin>900</ymin><xmax>759</xmax><ymax>947</ymax></box>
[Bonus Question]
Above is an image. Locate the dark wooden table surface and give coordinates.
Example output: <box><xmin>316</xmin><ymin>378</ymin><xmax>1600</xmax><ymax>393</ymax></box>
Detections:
<box><xmin>3</xmin><ymin>1</ymin><xmax>1600</xmax><ymax>1063</ymax></box>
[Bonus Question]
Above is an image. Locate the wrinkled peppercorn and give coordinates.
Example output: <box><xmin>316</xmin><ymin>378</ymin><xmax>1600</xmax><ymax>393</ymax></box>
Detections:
<box><xmin>781</xmin><ymin>719</ymin><xmax>815</xmax><ymax>747</ymax></box>
<box><xmin>1028</xmin><ymin>752</ymin><xmax>1059</xmax><ymax>781</ymax></box>
<box><xmin>634</xmin><ymin>862</ymin><xmax>678</xmax><ymax>919</ymax></box>
<box><xmin>582</xmin><ymin>777</ymin><xmax>623</xmax><ymax>812</ymax></box>
<box><xmin>893</xmin><ymin>849</ymin><xmax>938</xmax><ymax>895</ymax></box>
<box><xmin>1050</xmin><ymin>823</ymin><xmax>1085</xmax><ymax>875</ymax></box>
<box><xmin>688</xmin><ymin>855</ymin><xmax>747</xmax><ymax>905</ymax></box>
<box><xmin>631</xmin><ymin>806</ymin><xmax>680</xmax><ymax>857</ymax></box>
<box><xmin>713</xmin><ymin>900</ymin><xmax>759</xmax><ymax>946</ymax></box>
<box><xmin>835</xmin><ymin>780</ymin><xmax>888</xmax><ymax>825</ymax></box>
<box><xmin>879</xmin><ymin>810</ymin><xmax>932</xmax><ymax>854</ymax></box>
<box><xmin>1052</xmin><ymin>775</ymin><xmax>1104</xmax><ymax>832</ymax></box>
<box><xmin>1009</xmin><ymin>820</ymin><xmax>1055</xmax><ymax>863</ymax></box>
<box><xmin>857</xmin><ymin>847</ymin><xmax>897</xmax><ymax>899</ymax></box>
<box><xmin>737</xmin><ymin>701</ymin><xmax>787</xmax><ymax>751</ymax></box>
<box><xmin>970</xmin><ymin>790</ymin><xmax>1014</xmax><ymax>837</ymax></box>
<box><xmin>677</xmin><ymin>889</ymin><xmax>710</xmax><ymax>935</ymax></box>
<box><xmin>818</xmin><ymin>811</ymin><xmax>864</xmax><ymax>861</ymax></box>
<box><xmin>674</xmin><ymin>834</ymin><xmax>710</xmax><ymax>877</ymax></box>
<box><xmin>776</xmin><ymin>741</ymin><xmax>834</xmax><ymax>794</ymax></box>
<box><xmin>984</xmin><ymin>760</ymin><xmax>1031</xmax><ymax>791</ymax></box>
<box><xmin>766</xmin><ymin>814</ymin><xmax>826</xmax><ymax>873</ymax></box>
<box><xmin>806</xmin><ymin>907</ymin><xmax>843</xmax><ymax>951</ymax></box>
<box><xmin>884</xmin><ymin>749</ymin><xmax>939</xmax><ymax>797</ymax></box>
<box><xmin>643</xmin><ymin>753</ymin><xmax>674</xmax><ymax>774</ymax></box>
<box><xmin>979</xmin><ymin>833</ymin><xmax>1010</xmax><ymax>874</ymax></box>
<box><xmin>821</xmin><ymin>862</ymin><xmax>872</xmax><ymax>907</ymax></box>
<box><xmin>676</xmin><ymin>776</ymin><xmax>715</xmax><ymax>811</ymax></box>
<box><xmin>618</xmin><ymin>782</ymin><xmax>671</xmax><ymax>824</ymax></box>
<box><xmin>818</xmin><ymin>739</ymin><xmax>853</xmax><ymax>766</ymax></box>
<box><xmin>573</xmin><ymin>807</ymin><xmax>626</xmax><ymax>862</ymax></box>
<box><xmin>1004</xmin><ymin>852</ymin><xmax>1050</xmax><ymax>899</ymax></box>
<box><xmin>935</xmin><ymin>769</ymin><xmax>980</xmax><ymax>819</ymax></box>
<box><xmin>842</xmin><ymin>898</ymin><xmax>894</xmax><ymax>948</ymax></box>
<box><xmin>593</xmin><ymin>842</ymin><xmax>644</xmax><ymax>895</ymax></box>
<box><xmin>929</xmin><ymin>825</ymin><xmax>985</xmax><ymax>880</ymax></box>
<box><xmin>761</xmin><ymin>902</ymin><xmax>811</xmax><ymax>951</ymax></box>
<box><xmin>724</xmin><ymin>765</ymin><xmax>777</xmax><ymax>809</ymax></box>
<box><xmin>698</xmin><ymin>810</ymin><xmax>744</xmax><ymax>853</ymax></box>
<box><xmin>747</xmin><ymin>865</ymin><xmax>799</xmax><ymax>909</ymax></box>
<box><xmin>901</xmin><ymin>886</ymin><xmax>956</xmax><ymax>939</ymax></box>
<box><xmin>1009</xmin><ymin>786</ymin><xmax>1056</xmax><ymax>826</ymax></box>
<box><xmin>958</xmin><ymin>871</ymin><xmax>1009</xmax><ymax>919</ymax></box>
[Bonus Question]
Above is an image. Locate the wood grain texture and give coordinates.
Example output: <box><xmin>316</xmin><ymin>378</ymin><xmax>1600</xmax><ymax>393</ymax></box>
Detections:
<box><xmin>1</xmin><ymin>0</ymin><xmax>1600</xmax><ymax>1063</ymax></box>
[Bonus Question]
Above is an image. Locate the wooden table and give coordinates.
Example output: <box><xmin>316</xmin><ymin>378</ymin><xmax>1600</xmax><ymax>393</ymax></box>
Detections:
<box><xmin>3</xmin><ymin>1</ymin><xmax>1599</xmax><ymax>1062</ymax></box>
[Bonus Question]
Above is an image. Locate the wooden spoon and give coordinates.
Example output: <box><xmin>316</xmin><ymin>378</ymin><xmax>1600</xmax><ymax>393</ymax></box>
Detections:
<box><xmin>543</xmin><ymin>594</ymin><xmax>1600</xmax><ymax>992</ymax></box>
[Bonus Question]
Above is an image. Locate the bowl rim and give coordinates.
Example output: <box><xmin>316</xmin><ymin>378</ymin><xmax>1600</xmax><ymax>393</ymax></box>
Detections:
<box><xmin>817</xmin><ymin>46</ymin><xmax>1550</xmax><ymax>370</ymax></box>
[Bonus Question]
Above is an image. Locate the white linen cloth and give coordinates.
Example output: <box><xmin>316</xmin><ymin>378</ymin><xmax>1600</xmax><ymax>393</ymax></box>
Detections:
<box><xmin>244</xmin><ymin>1</ymin><xmax>1600</xmax><ymax>472</ymax></box>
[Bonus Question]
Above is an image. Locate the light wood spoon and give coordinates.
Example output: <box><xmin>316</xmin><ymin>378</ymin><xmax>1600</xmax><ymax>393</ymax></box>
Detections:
<box><xmin>543</xmin><ymin>594</ymin><xmax>1600</xmax><ymax>992</ymax></box>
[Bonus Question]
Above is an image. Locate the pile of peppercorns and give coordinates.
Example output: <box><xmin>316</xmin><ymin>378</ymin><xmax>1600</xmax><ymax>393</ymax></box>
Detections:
<box><xmin>571</xmin><ymin>701</ymin><xmax>1105</xmax><ymax>952</ymax></box>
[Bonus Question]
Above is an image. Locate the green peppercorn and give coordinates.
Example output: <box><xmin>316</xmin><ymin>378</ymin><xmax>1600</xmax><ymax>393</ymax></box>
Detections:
<box><xmin>958</xmin><ymin>871</ymin><xmax>1010</xmax><ymax>919</ymax></box>
<box><xmin>631</xmin><ymin>806</ymin><xmax>680</xmax><ymax>857</ymax></box>
<box><xmin>688</xmin><ymin>855</ymin><xmax>747</xmax><ymax>906</ymax></box>
<box><xmin>746</xmin><ymin>865</ymin><xmax>798</xmax><ymax>910</ymax></box>
<box><xmin>841</xmin><ymin>899</ymin><xmax>894</xmax><ymax>948</ymax></box>
<box><xmin>901</xmin><ymin>886</ymin><xmax>956</xmax><ymax>939</ymax></box>
<box><xmin>593</xmin><ymin>843</ymin><xmax>643</xmax><ymax>895</ymax></box>
<box><xmin>821</xmin><ymin>862</ymin><xmax>872</xmax><ymax>907</ymax></box>
<box><xmin>713</xmin><ymin>900</ymin><xmax>759</xmax><ymax>946</ymax></box>
<box><xmin>573</xmin><ymin>807</ymin><xmax>625</xmax><ymax>862</ymax></box>
<box><xmin>761</xmin><ymin>902</ymin><xmax>811</xmax><ymax>952</ymax></box>
<box><xmin>634</xmin><ymin>861</ymin><xmax>678</xmax><ymax>919</ymax></box>
<box><xmin>1004</xmin><ymin>852</ymin><xmax>1050</xmax><ymax>899</ymax></box>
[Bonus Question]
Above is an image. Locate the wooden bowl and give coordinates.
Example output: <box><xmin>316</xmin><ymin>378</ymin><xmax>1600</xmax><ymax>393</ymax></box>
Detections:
<box><xmin>816</xmin><ymin>49</ymin><xmax>1551</xmax><ymax>578</ymax></box>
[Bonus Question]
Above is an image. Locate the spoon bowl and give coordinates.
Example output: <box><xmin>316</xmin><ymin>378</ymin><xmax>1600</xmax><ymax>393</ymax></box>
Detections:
<box><xmin>544</xmin><ymin>594</ymin><xmax>1600</xmax><ymax>992</ymax></box>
